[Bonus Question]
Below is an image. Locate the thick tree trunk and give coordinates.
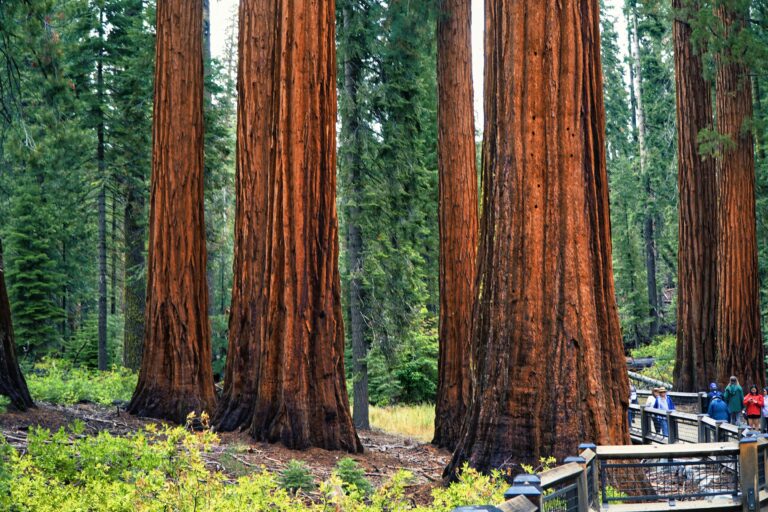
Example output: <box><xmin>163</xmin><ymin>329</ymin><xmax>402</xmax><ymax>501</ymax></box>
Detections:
<box><xmin>0</xmin><ymin>240</ymin><xmax>34</xmax><ymax>410</ymax></box>
<box><xmin>97</xmin><ymin>7</ymin><xmax>108</xmax><ymax>371</ymax></box>
<box><xmin>241</xmin><ymin>0</ymin><xmax>361</xmax><ymax>452</ymax></box>
<box><xmin>122</xmin><ymin>182</ymin><xmax>145</xmax><ymax>371</ymax></box>
<box><xmin>341</xmin><ymin>3</ymin><xmax>370</xmax><ymax>431</ymax></box>
<box><xmin>214</xmin><ymin>0</ymin><xmax>273</xmax><ymax>432</ymax></box>
<box><xmin>127</xmin><ymin>0</ymin><xmax>216</xmax><ymax>423</ymax></box>
<box><xmin>672</xmin><ymin>0</ymin><xmax>718</xmax><ymax>392</ymax></box>
<box><xmin>715</xmin><ymin>4</ymin><xmax>765</xmax><ymax>387</ymax></box>
<box><xmin>446</xmin><ymin>0</ymin><xmax>629</xmax><ymax>474</ymax></box>
<box><xmin>630</xmin><ymin>4</ymin><xmax>660</xmax><ymax>340</ymax></box>
<box><xmin>433</xmin><ymin>0</ymin><xmax>478</xmax><ymax>451</ymax></box>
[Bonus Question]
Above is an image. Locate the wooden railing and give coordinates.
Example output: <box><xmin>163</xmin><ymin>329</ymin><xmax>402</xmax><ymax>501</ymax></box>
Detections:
<box><xmin>452</xmin><ymin>382</ymin><xmax>768</xmax><ymax>511</ymax></box>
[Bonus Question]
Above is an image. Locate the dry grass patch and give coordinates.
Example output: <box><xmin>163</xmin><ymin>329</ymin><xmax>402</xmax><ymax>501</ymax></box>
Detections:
<box><xmin>369</xmin><ymin>404</ymin><xmax>434</xmax><ymax>442</ymax></box>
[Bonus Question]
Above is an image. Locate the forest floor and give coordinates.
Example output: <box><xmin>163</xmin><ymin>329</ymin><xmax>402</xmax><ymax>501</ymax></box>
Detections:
<box><xmin>0</xmin><ymin>402</ymin><xmax>452</xmax><ymax>505</ymax></box>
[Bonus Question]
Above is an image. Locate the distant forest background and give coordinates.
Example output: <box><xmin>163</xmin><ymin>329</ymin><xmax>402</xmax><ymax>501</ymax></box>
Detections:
<box><xmin>0</xmin><ymin>0</ymin><xmax>766</xmax><ymax>405</ymax></box>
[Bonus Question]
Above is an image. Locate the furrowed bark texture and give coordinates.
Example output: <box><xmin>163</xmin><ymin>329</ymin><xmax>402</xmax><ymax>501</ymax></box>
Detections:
<box><xmin>672</xmin><ymin>0</ymin><xmax>718</xmax><ymax>392</ymax></box>
<box><xmin>214</xmin><ymin>0</ymin><xmax>273</xmax><ymax>432</ymax></box>
<box><xmin>0</xmin><ymin>241</ymin><xmax>34</xmax><ymax>410</ymax></box>
<box><xmin>446</xmin><ymin>0</ymin><xmax>629</xmax><ymax>474</ymax></box>
<box><xmin>715</xmin><ymin>5</ymin><xmax>765</xmax><ymax>387</ymax></box>
<box><xmin>127</xmin><ymin>0</ymin><xmax>216</xmax><ymax>424</ymax></box>
<box><xmin>243</xmin><ymin>0</ymin><xmax>361</xmax><ymax>452</ymax></box>
<box><xmin>433</xmin><ymin>0</ymin><xmax>478</xmax><ymax>451</ymax></box>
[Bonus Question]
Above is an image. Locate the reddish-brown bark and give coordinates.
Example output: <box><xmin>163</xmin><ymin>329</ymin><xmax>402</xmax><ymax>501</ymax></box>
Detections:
<box><xmin>433</xmin><ymin>0</ymin><xmax>478</xmax><ymax>451</ymax></box>
<box><xmin>446</xmin><ymin>0</ymin><xmax>629</xmax><ymax>474</ymax></box>
<box><xmin>0</xmin><ymin>240</ymin><xmax>34</xmax><ymax>411</ymax></box>
<box><xmin>127</xmin><ymin>0</ymin><xmax>216</xmax><ymax>424</ymax></box>
<box><xmin>672</xmin><ymin>0</ymin><xmax>718</xmax><ymax>392</ymax></box>
<box><xmin>715</xmin><ymin>4</ymin><xmax>765</xmax><ymax>387</ymax></box>
<box><xmin>239</xmin><ymin>0</ymin><xmax>361</xmax><ymax>452</ymax></box>
<box><xmin>214</xmin><ymin>0</ymin><xmax>273</xmax><ymax>432</ymax></box>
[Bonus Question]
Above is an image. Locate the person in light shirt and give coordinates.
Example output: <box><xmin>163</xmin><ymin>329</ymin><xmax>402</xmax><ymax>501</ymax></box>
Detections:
<box><xmin>645</xmin><ymin>388</ymin><xmax>660</xmax><ymax>433</ymax></box>
<box><xmin>654</xmin><ymin>387</ymin><xmax>675</xmax><ymax>437</ymax></box>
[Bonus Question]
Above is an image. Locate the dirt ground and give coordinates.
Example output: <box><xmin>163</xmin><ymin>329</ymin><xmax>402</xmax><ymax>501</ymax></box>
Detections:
<box><xmin>0</xmin><ymin>403</ymin><xmax>452</xmax><ymax>505</ymax></box>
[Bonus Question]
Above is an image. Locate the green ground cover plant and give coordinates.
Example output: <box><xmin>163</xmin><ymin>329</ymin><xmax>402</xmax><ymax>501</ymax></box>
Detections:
<box><xmin>0</xmin><ymin>422</ymin><xmax>509</xmax><ymax>511</ymax></box>
<box><xmin>24</xmin><ymin>358</ymin><xmax>137</xmax><ymax>405</ymax></box>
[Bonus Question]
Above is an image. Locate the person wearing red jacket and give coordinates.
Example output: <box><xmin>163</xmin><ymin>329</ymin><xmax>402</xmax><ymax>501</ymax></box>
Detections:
<box><xmin>744</xmin><ymin>385</ymin><xmax>764</xmax><ymax>430</ymax></box>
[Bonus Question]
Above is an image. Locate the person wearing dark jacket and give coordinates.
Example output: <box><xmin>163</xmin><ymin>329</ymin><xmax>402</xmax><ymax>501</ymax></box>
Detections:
<box><xmin>707</xmin><ymin>382</ymin><xmax>719</xmax><ymax>410</ymax></box>
<box><xmin>707</xmin><ymin>391</ymin><xmax>729</xmax><ymax>422</ymax></box>
<box><xmin>744</xmin><ymin>385</ymin><xmax>764</xmax><ymax>430</ymax></box>
<box><xmin>724</xmin><ymin>376</ymin><xmax>745</xmax><ymax>425</ymax></box>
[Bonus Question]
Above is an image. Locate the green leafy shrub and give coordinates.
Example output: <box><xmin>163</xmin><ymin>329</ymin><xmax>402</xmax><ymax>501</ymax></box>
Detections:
<box><xmin>278</xmin><ymin>459</ymin><xmax>316</xmax><ymax>494</ymax></box>
<box><xmin>0</xmin><ymin>422</ymin><xmax>522</xmax><ymax>511</ymax></box>
<box><xmin>430</xmin><ymin>464</ymin><xmax>507</xmax><ymax>509</ymax></box>
<box><xmin>630</xmin><ymin>335</ymin><xmax>675</xmax><ymax>384</ymax></box>
<box><xmin>334</xmin><ymin>457</ymin><xmax>373</xmax><ymax>496</ymax></box>
<box><xmin>25</xmin><ymin>358</ymin><xmax>136</xmax><ymax>405</ymax></box>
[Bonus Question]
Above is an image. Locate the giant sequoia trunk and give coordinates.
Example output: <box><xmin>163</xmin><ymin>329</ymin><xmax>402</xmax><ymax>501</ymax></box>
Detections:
<box><xmin>672</xmin><ymin>0</ymin><xmax>718</xmax><ymax>392</ymax></box>
<box><xmin>715</xmin><ymin>4</ymin><xmax>765</xmax><ymax>387</ymax></box>
<box><xmin>433</xmin><ymin>0</ymin><xmax>478</xmax><ymax>451</ymax></box>
<box><xmin>446</xmin><ymin>0</ymin><xmax>629</xmax><ymax>474</ymax></box>
<box><xmin>220</xmin><ymin>0</ymin><xmax>361</xmax><ymax>452</ymax></box>
<box><xmin>127</xmin><ymin>0</ymin><xmax>216</xmax><ymax>423</ymax></box>
<box><xmin>213</xmin><ymin>0</ymin><xmax>273</xmax><ymax>432</ymax></box>
<box><xmin>0</xmin><ymin>240</ymin><xmax>34</xmax><ymax>410</ymax></box>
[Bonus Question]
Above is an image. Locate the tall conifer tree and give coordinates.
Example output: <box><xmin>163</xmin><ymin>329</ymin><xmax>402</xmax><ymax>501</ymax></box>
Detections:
<box><xmin>447</xmin><ymin>0</ymin><xmax>629</xmax><ymax>473</ymax></box>
<box><xmin>128</xmin><ymin>0</ymin><xmax>216</xmax><ymax>423</ymax></box>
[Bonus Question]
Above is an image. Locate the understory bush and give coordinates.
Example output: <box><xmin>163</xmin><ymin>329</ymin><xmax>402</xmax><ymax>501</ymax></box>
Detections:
<box><xmin>630</xmin><ymin>335</ymin><xmax>675</xmax><ymax>384</ymax></box>
<box><xmin>0</xmin><ymin>423</ymin><xmax>508</xmax><ymax>511</ymax></box>
<box><xmin>25</xmin><ymin>358</ymin><xmax>137</xmax><ymax>405</ymax></box>
<box><xmin>277</xmin><ymin>459</ymin><xmax>316</xmax><ymax>494</ymax></box>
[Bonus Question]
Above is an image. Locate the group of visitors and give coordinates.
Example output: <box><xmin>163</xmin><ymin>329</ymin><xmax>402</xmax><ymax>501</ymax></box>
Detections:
<box><xmin>707</xmin><ymin>376</ymin><xmax>768</xmax><ymax>431</ymax></box>
<box><xmin>628</xmin><ymin>375</ymin><xmax>768</xmax><ymax>437</ymax></box>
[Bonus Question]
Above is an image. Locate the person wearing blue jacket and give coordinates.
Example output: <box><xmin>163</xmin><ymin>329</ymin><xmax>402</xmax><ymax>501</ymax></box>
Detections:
<box><xmin>707</xmin><ymin>391</ymin><xmax>730</xmax><ymax>422</ymax></box>
<box><xmin>655</xmin><ymin>387</ymin><xmax>676</xmax><ymax>437</ymax></box>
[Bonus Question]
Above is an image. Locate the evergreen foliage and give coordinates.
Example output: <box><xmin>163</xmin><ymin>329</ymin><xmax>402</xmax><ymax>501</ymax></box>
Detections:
<box><xmin>0</xmin><ymin>0</ymin><xmax>767</xmax><ymax>404</ymax></box>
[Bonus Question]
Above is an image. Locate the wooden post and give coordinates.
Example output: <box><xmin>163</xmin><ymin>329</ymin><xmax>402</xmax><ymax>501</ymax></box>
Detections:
<box><xmin>697</xmin><ymin>414</ymin><xmax>706</xmax><ymax>443</ymax></box>
<box><xmin>579</xmin><ymin>443</ymin><xmax>599</xmax><ymax>506</ymax></box>
<box><xmin>668</xmin><ymin>411</ymin><xmax>678</xmax><ymax>444</ymax></box>
<box><xmin>504</xmin><ymin>474</ymin><xmax>542</xmax><ymax>509</ymax></box>
<box><xmin>739</xmin><ymin>437</ymin><xmax>759</xmax><ymax>512</ymax></box>
<box><xmin>698</xmin><ymin>392</ymin><xmax>706</xmax><ymax>413</ymax></box>
<box><xmin>564</xmin><ymin>456</ymin><xmax>588</xmax><ymax>512</ymax></box>
<box><xmin>640</xmin><ymin>406</ymin><xmax>649</xmax><ymax>442</ymax></box>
